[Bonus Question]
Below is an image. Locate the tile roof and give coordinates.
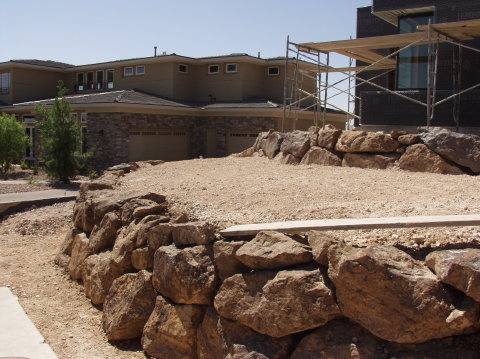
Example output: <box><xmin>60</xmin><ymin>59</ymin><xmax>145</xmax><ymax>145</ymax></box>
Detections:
<box><xmin>10</xmin><ymin>59</ymin><xmax>74</xmax><ymax>69</ymax></box>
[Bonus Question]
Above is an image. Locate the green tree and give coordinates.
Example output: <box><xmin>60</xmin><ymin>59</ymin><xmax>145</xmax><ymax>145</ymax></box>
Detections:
<box><xmin>36</xmin><ymin>81</ymin><xmax>90</xmax><ymax>183</ymax></box>
<box><xmin>0</xmin><ymin>113</ymin><xmax>29</xmax><ymax>179</ymax></box>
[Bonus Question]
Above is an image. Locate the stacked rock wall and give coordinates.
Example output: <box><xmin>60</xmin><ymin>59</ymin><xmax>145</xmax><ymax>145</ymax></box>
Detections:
<box><xmin>56</xmin><ymin>168</ymin><xmax>480</xmax><ymax>358</ymax></box>
<box><xmin>247</xmin><ymin>126</ymin><xmax>480</xmax><ymax>175</ymax></box>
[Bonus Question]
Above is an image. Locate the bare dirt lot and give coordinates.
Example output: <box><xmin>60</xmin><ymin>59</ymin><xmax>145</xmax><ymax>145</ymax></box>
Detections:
<box><xmin>1</xmin><ymin>156</ymin><xmax>479</xmax><ymax>358</ymax></box>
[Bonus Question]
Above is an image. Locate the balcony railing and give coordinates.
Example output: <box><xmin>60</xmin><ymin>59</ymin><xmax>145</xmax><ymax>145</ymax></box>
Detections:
<box><xmin>74</xmin><ymin>82</ymin><xmax>114</xmax><ymax>92</ymax></box>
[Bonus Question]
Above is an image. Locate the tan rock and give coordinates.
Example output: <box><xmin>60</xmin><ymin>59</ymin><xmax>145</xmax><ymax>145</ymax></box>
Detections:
<box><xmin>120</xmin><ymin>198</ymin><xmax>167</xmax><ymax>224</ymax></box>
<box><xmin>68</xmin><ymin>232</ymin><xmax>90</xmax><ymax>280</ymax></box>
<box><xmin>111</xmin><ymin>229</ymin><xmax>137</xmax><ymax>273</ymax></box>
<box><xmin>279</xmin><ymin>130</ymin><xmax>311</xmax><ymax>158</ymax></box>
<box><xmin>171</xmin><ymin>222</ymin><xmax>215</xmax><ymax>246</ymax></box>
<box><xmin>399</xmin><ymin>144</ymin><xmax>464</xmax><ymax>175</ymax></box>
<box><xmin>55</xmin><ymin>227</ymin><xmax>82</xmax><ymax>267</ymax></box>
<box><xmin>88</xmin><ymin>211</ymin><xmax>122</xmax><ymax>254</ymax></box>
<box><xmin>102</xmin><ymin>270</ymin><xmax>157</xmax><ymax>340</ymax></box>
<box><xmin>260</xmin><ymin>131</ymin><xmax>285</xmax><ymax>159</ymax></box>
<box><xmin>335</xmin><ymin>131</ymin><xmax>399</xmax><ymax>153</ymax></box>
<box><xmin>342</xmin><ymin>152</ymin><xmax>399</xmax><ymax>169</ymax></box>
<box><xmin>317</xmin><ymin>124</ymin><xmax>342</xmax><ymax>149</ymax></box>
<box><xmin>214</xmin><ymin>265</ymin><xmax>340</xmax><ymax>337</ymax></box>
<box><xmin>426</xmin><ymin>249</ymin><xmax>480</xmax><ymax>302</ymax></box>
<box><xmin>135</xmin><ymin>215</ymin><xmax>171</xmax><ymax>247</ymax></box>
<box><xmin>307</xmin><ymin>231</ymin><xmax>345</xmax><ymax>266</ymax></box>
<box><xmin>142</xmin><ymin>295</ymin><xmax>205</xmax><ymax>359</ymax></box>
<box><xmin>197</xmin><ymin>307</ymin><xmax>293</xmax><ymax>359</ymax></box>
<box><xmin>273</xmin><ymin>152</ymin><xmax>300</xmax><ymax>165</ymax></box>
<box><xmin>328</xmin><ymin>244</ymin><xmax>479</xmax><ymax>343</ymax></box>
<box><xmin>300</xmin><ymin>146</ymin><xmax>342</xmax><ymax>166</ymax></box>
<box><xmin>72</xmin><ymin>199</ymin><xmax>95</xmax><ymax>232</ymax></box>
<box><xmin>398</xmin><ymin>134</ymin><xmax>421</xmax><ymax>145</ymax></box>
<box><xmin>147</xmin><ymin>224</ymin><xmax>173</xmax><ymax>252</ymax></box>
<box><xmin>390</xmin><ymin>130</ymin><xmax>408</xmax><ymax>139</ymax></box>
<box><xmin>235</xmin><ymin>231</ymin><xmax>312</xmax><ymax>270</ymax></box>
<box><xmin>213</xmin><ymin>240</ymin><xmax>249</xmax><ymax>281</ymax></box>
<box><xmin>308</xmin><ymin>126</ymin><xmax>320</xmax><ymax>147</ymax></box>
<box><xmin>131</xmin><ymin>247</ymin><xmax>153</xmax><ymax>270</ymax></box>
<box><xmin>152</xmin><ymin>245</ymin><xmax>218</xmax><ymax>304</ymax></box>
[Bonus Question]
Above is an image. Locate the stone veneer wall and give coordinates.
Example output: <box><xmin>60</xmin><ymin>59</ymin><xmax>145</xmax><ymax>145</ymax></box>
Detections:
<box><xmin>86</xmin><ymin>112</ymin><xmax>276</xmax><ymax>169</ymax></box>
<box><xmin>56</xmin><ymin>168</ymin><xmax>480</xmax><ymax>359</ymax></box>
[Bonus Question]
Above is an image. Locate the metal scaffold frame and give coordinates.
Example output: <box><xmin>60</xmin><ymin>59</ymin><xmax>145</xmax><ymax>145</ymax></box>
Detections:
<box><xmin>283</xmin><ymin>19</ymin><xmax>480</xmax><ymax>131</ymax></box>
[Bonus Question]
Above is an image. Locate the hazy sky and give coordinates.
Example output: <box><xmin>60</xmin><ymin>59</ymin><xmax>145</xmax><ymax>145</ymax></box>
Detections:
<box><xmin>0</xmin><ymin>0</ymin><xmax>372</xmax><ymax>65</ymax></box>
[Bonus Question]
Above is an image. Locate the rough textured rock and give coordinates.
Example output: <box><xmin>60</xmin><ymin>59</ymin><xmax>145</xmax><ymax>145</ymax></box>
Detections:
<box><xmin>213</xmin><ymin>240</ymin><xmax>249</xmax><ymax>281</ymax></box>
<box><xmin>214</xmin><ymin>265</ymin><xmax>340</xmax><ymax>337</ymax></box>
<box><xmin>120</xmin><ymin>198</ymin><xmax>166</xmax><ymax>224</ymax></box>
<box><xmin>131</xmin><ymin>247</ymin><xmax>153</xmax><ymax>270</ymax></box>
<box><xmin>300</xmin><ymin>146</ymin><xmax>342</xmax><ymax>166</ymax></box>
<box><xmin>390</xmin><ymin>130</ymin><xmax>408</xmax><ymax>139</ymax></box>
<box><xmin>426</xmin><ymin>249</ymin><xmax>480</xmax><ymax>302</ymax></box>
<box><xmin>308</xmin><ymin>126</ymin><xmax>320</xmax><ymax>147</ymax></box>
<box><xmin>235</xmin><ymin>231</ymin><xmax>312</xmax><ymax>270</ymax></box>
<box><xmin>342</xmin><ymin>152</ymin><xmax>399</xmax><ymax>169</ymax></box>
<box><xmin>55</xmin><ymin>227</ymin><xmax>82</xmax><ymax>267</ymax></box>
<box><xmin>328</xmin><ymin>244</ymin><xmax>479</xmax><ymax>343</ymax></box>
<box><xmin>398</xmin><ymin>133</ymin><xmax>421</xmax><ymax>145</ymax></box>
<box><xmin>197</xmin><ymin>307</ymin><xmax>293</xmax><ymax>359</ymax></box>
<box><xmin>142</xmin><ymin>295</ymin><xmax>206</xmax><ymax>359</ymax></box>
<box><xmin>291</xmin><ymin>319</ymin><xmax>382</xmax><ymax>359</ymax></box>
<box><xmin>73</xmin><ymin>199</ymin><xmax>95</xmax><ymax>232</ymax></box>
<box><xmin>420</xmin><ymin>127</ymin><xmax>480</xmax><ymax>173</ymax></box>
<box><xmin>273</xmin><ymin>152</ymin><xmax>300</xmax><ymax>165</ymax></box>
<box><xmin>171</xmin><ymin>222</ymin><xmax>215</xmax><ymax>246</ymax></box>
<box><xmin>253</xmin><ymin>131</ymin><xmax>271</xmax><ymax>152</ymax></box>
<box><xmin>260</xmin><ymin>131</ymin><xmax>284</xmax><ymax>159</ymax></box>
<box><xmin>153</xmin><ymin>245</ymin><xmax>218</xmax><ymax>304</ymax></box>
<box><xmin>106</xmin><ymin>162</ymin><xmax>139</xmax><ymax>173</ymax></box>
<box><xmin>335</xmin><ymin>131</ymin><xmax>399</xmax><ymax>153</ymax></box>
<box><xmin>317</xmin><ymin>124</ymin><xmax>342</xmax><ymax>150</ymax></box>
<box><xmin>88</xmin><ymin>211</ymin><xmax>122</xmax><ymax>254</ymax></box>
<box><xmin>147</xmin><ymin>224</ymin><xmax>173</xmax><ymax>252</ymax></box>
<box><xmin>308</xmin><ymin>231</ymin><xmax>345</xmax><ymax>266</ymax></box>
<box><xmin>81</xmin><ymin>251</ymin><xmax>124</xmax><ymax>305</ymax></box>
<box><xmin>110</xmin><ymin>227</ymin><xmax>138</xmax><ymax>273</ymax></box>
<box><xmin>68</xmin><ymin>232</ymin><xmax>90</xmax><ymax>280</ymax></box>
<box><xmin>279</xmin><ymin>130</ymin><xmax>311</xmax><ymax>158</ymax></box>
<box><xmin>135</xmin><ymin>215</ymin><xmax>171</xmax><ymax>247</ymax></box>
<box><xmin>102</xmin><ymin>270</ymin><xmax>157</xmax><ymax>340</ymax></box>
<box><xmin>399</xmin><ymin>144</ymin><xmax>464</xmax><ymax>175</ymax></box>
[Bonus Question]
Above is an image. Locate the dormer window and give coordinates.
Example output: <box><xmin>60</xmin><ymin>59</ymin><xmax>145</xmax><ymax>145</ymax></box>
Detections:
<box><xmin>226</xmin><ymin>63</ymin><xmax>237</xmax><ymax>73</ymax></box>
<box><xmin>208</xmin><ymin>64</ymin><xmax>220</xmax><ymax>74</ymax></box>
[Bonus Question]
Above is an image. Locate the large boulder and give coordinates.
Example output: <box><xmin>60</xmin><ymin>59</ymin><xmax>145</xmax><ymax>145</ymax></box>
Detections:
<box><xmin>307</xmin><ymin>231</ymin><xmax>345</xmax><ymax>266</ymax></box>
<box><xmin>152</xmin><ymin>245</ymin><xmax>218</xmax><ymax>304</ymax></box>
<box><xmin>214</xmin><ymin>265</ymin><xmax>340</xmax><ymax>337</ymax></box>
<box><xmin>317</xmin><ymin>124</ymin><xmax>342</xmax><ymax>150</ymax></box>
<box><xmin>335</xmin><ymin>131</ymin><xmax>399</xmax><ymax>153</ymax></box>
<box><xmin>197</xmin><ymin>307</ymin><xmax>293</xmax><ymax>359</ymax></box>
<box><xmin>55</xmin><ymin>227</ymin><xmax>82</xmax><ymax>268</ymax></box>
<box><xmin>235</xmin><ymin>231</ymin><xmax>313</xmax><ymax>270</ymax></box>
<box><xmin>300</xmin><ymin>146</ymin><xmax>342</xmax><ymax>166</ymax></box>
<box><xmin>398</xmin><ymin>133</ymin><xmax>421</xmax><ymax>145</ymax></box>
<box><xmin>260</xmin><ymin>132</ymin><xmax>285</xmax><ymax>159</ymax></box>
<box><xmin>291</xmin><ymin>319</ymin><xmax>382</xmax><ymax>359</ymax></box>
<box><xmin>426</xmin><ymin>249</ymin><xmax>480</xmax><ymax>302</ymax></box>
<box><xmin>342</xmin><ymin>153</ymin><xmax>399</xmax><ymax>169</ymax></box>
<box><xmin>135</xmin><ymin>215</ymin><xmax>171</xmax><ymax>248</ymax></box>
<box><xmin>328</xmin><ymin>244</ymin><xmax>479</xmax><ymax>343</ymax></box>
<box><xmin>213</xmin><ymin>240</ymin><xmax>250</xmax><ymax>282</ymax></box>
<box><xmin>273</xmin><ymin>152</ymin><xmax>300</xmax><ymax>165</ymax></box>
<box><xmin>420</xmin><ymin>127</ymin><xmax>480</xmax><ymax>173</ymax></box>
<box><xmin>120</xmin><ymin>198</ymin><xmax>167</xmax><ymax>224</ymax></box>
<box><xmin>73</xmin><ymin>199</ymin><xmax>95</xmax><ymax>232</ymax></box>
<box><xmin>171</xmin><ymin>222</ymin><xmax>215</xmax><ymax>246</ymax></box>
<box><xmin>399</xmin><ymin>144</ymin><xmax>464</xmax><ymax>175</ymax></box>
<box><xmin>141</xmin><ymin>295</ymin><xmax>206</xmax><ymax>359</ymax></box>
<box><xmin>279</xmin><ymin>130</ymin><xmax>311</xmax><ymax>158</ymax></box>
<box><xmin>102</xmin><ymin>270</ymin><xmax>157</xmax><ymax>340</ymax></box>
<box><xmin>88</xmin><ymin>211</ymin><xmax>122</xmax><ymax>254</ymax></box>
<box><xmin>68</xmin><ymin>232</ymin><xmax>90</xmax><ymax>280</ymax></box>
<box><xmin>131</xmin><ymin>247</ymin><xmax>153</xmax><ymax>270</ymax></box>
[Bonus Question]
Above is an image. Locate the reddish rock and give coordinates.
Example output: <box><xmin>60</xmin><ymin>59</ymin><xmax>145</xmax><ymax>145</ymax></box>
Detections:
<box><xmin>308</xmin><ymin>231</ymin><xmax>345</xmax><ymax>266</ymax></box>
<box><xmin>273</xmin><ymin>152</ymin><xmax>300</xmax><ymax>165</ymax></box>
<box><xmin>335</xmin><ymin>131</ymin><xmax>399</xmax><ymax>153</ymax></box>
<box><xmin>317</xmin><ymin>124</ymin><xmax>342</xmax><ymax>149</ymax></box>
<box><xmin>213</xmin><ymin>240</ymin><xmax>249</xmax><ymax>281</ymax></box>
<box><xmin>88</xmin><ymin>211</ymin><xmax>122</xmax><ymax>254</ymax></box>
<box><xmin>260</xmin><ymin>131</ymin><xmax>285</xmax><ymax>159</ymax></box>
<box><xmin>280</xmin><ymin>130</ymin><xmax>311</xmax><ymax>158</ymax></box>
<box><xmin>171</xmin><ymin>222</ymin><xmax>215</xmax><ymax>246</ymax></box>
<box><xmin>399</xmin><ymin>144</ymin><xmax>464</xmax><ymax>175</ymax></box>
<box><xmin>135</xmin><ymin>215</ymin><xmax>171</xmax><ymax>247</ymax></box>
<box><xmin>131</xmin><ymin>247</ymin><xmax>153</xmax><ymax>270</ymax></box>
<box><xmin>55</xmin><ymin>227</ymin><xmax>82</xmax><ymax>267</ymax></box>
<box><xmin>342</xmin><ymin>153</ymin><xmax>399</xmax><ymax>169</ymax></box>
<box><xmin>300</xmin><ymin>146</ymin><xmax>342</xmax><ymax>166</ymax></box>
<box><xmin>68</xmin><ymin>232</ymin><xmax>90</xmax><ymax>280</ymax></box>
<box><xmin>398</xmin><ymin>133</ymin><xmax>421</xmax><ymax>145</ymax></box>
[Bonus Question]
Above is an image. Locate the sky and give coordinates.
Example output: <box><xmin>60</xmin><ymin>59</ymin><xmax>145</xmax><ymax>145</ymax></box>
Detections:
<box><xmin>0</xmin><ymin>0</ymin><xmax>372</xmax><ymax>65</ymax></box>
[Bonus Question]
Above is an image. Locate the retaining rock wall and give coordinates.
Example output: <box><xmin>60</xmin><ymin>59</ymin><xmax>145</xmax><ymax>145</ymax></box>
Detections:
<box><xmin>56</xmin><ymin>167</ymin><xmax>480</xmax><ymax>358</ymax></box>
<box><xmin>243</xmin><ymin>126</ymin><xmax>480</xmax><ymax>175</ymax></box>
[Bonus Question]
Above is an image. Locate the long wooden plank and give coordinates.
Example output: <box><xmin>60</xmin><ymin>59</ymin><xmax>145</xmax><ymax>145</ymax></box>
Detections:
<box><xmin>220</xmin><ymin>214</ymin><xmax>480</xmax><ymax>237</ymax></box>
<box><xmin>417</xmin><ymin>19</ymin><xmax>480</xmax><ymax>41</ymax></box>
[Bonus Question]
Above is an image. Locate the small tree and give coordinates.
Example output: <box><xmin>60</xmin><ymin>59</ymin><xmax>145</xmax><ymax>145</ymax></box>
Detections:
<box><xmin>36</xmin><ymin>81</ymin><xmax>88</xmax><ymax>183</ymax></box>
<box><xmin>0</xmin><ymin>113</ymin><xmax>29</xmax><ymax>179</ymax></box>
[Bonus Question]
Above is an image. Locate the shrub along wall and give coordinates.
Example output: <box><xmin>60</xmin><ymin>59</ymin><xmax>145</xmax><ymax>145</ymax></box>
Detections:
<box><xmin>244</xmin><ymin>126</ymin><xmax>480</xmax><ymax>176</ymax></box>
<box><xmin>56</xmin><ymin>168</ymin><xmax>480</xmax><ymax>359</ymax></box>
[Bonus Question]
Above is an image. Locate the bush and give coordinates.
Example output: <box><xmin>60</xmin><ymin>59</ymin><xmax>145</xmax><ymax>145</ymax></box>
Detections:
<box><xmin>0</xmin><ymin>113</ymin><xmax>29</xmax><ymax>179</ymax></box>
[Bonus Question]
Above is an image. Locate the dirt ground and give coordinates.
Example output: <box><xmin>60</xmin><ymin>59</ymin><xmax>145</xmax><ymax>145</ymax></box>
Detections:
<box><xmin>1</xmin><ymin>156</ymin><xmax>480</xmax><ymax>358</ymax></box>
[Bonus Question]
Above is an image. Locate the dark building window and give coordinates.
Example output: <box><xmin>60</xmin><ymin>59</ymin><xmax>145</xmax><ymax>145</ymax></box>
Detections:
<box><xmin>397</xmin><ymin>13</ymin><xmax>434</xmax><ymax>90</ymax></box>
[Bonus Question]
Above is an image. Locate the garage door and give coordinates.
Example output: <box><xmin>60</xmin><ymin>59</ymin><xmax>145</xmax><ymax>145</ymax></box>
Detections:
<box><xmin>226</xmin><ymin>132</ymin><xmax>259</xmax><ymax>155</ymax></box>
<box><xmin>129</xmin><ymin>130</ymin><xmax>189</xmax><ymax>162</ymax></box>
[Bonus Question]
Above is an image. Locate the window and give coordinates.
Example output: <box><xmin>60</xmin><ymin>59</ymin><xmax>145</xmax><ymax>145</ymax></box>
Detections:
<box><xmin>124</xmin><ymin>67</ymin><xmax>134</xmax><ymax>76</ymax></box>
<box><xmin>208</xmin><ymin>64</ymin><xmax>220</xmax><ymax>74</ymax></box>
<box><xmin>23</xmin><ymin>118</ymin><xmax>36</xmax><ymax>158</ymax></box>
<box><xmin>81</xmin><ymin>113</ymin><xmax>88</xmax><ymax>123</ymax></box>
<box><xmin>96</xmin><ymin>71</ymin><xmax>104</xmax><ymax>90</ymax></box>
<box><xmin>106</xmin><ymin>69</ymin><xmax>114</xmax><ymax>89</ymax></box>
<box><xmin>136</xmin><ymin>66</ymin><xmax>145</xmax><ymax>75</ymax></box>
<box><xmin>225</xmin><ymin>63</ymin><xmax>237</xmax><ymax>73</ymax></box>
<box><xmin>76</xmin><ymin>73</ymin><xmax>85</xmax><ymax>91</ymax></box>
<box><xmin>268</xmin><ymin>66</ymin><xmax>279</xmax><ymax>76</ymax></box>
<box><xmin>178</xmin><ymin>64</ymin><xmax>189</xmax><ymax>73</ymax></box>
<box><xmin>86</xmin><ymin>71</ymin><xmax>94</xmax><ymax>89</ymax></box>
<box><xmin>0</xmin><ymin>72</ymin><xmax>10</xmax><ymax>94</ymax></box>
<box><xmin>397</xmin><ymin>13</ymin><xmax>434</xmax><ymax>89</ymax></box>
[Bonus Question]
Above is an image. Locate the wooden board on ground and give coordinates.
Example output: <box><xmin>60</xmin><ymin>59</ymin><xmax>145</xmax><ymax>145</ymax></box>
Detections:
<box><xmin>220</xmin><ymin>214</ymin><xmax>480</xmax><ymax>237</ymax></box>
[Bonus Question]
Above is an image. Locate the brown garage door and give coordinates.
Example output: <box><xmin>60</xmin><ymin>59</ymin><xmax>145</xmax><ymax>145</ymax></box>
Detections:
<box><xmin>129</xmin><ymin>130</ymin><xmax>189</xmax><ymax>162</ymax></box>
<box><xmin>226</xmin><ymin>131</ymin><xmax>259</xmax><ymax>155</ymax></box>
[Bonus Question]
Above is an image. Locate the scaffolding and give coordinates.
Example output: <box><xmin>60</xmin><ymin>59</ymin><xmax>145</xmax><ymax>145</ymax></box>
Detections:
<box><xmin>283</xmin><ymin>18</ymin><xmax>480</xmax><ymax>131</ymax></box>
